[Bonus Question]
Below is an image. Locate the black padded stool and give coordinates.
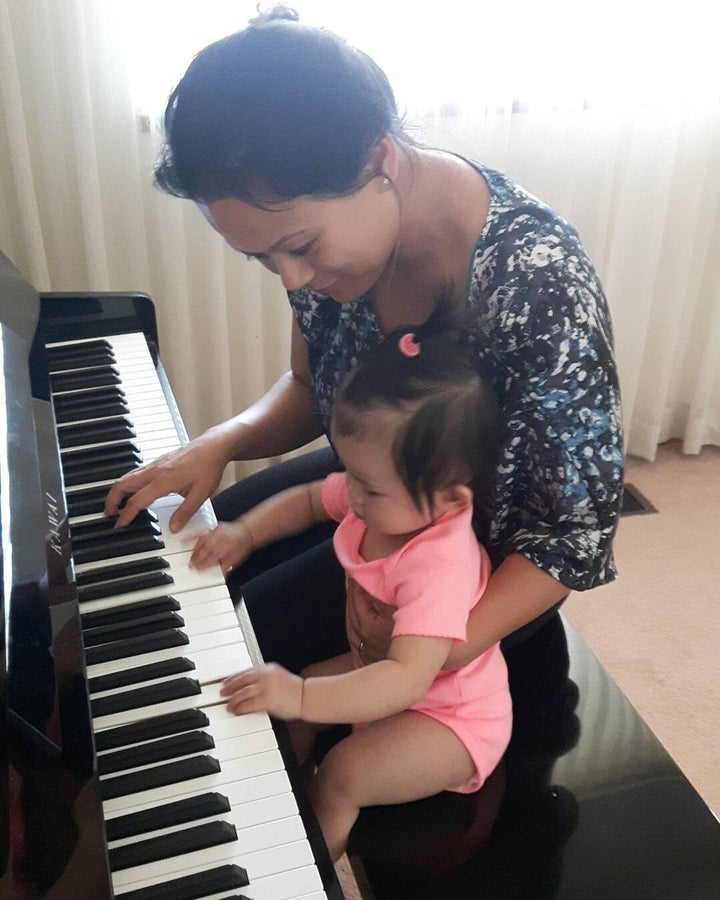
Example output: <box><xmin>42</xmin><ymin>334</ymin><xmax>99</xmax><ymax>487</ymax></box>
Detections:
<box><xmin>344</xmin><ymin>615</ymin><xmax>720</xmax><ymax>899</ymax></box>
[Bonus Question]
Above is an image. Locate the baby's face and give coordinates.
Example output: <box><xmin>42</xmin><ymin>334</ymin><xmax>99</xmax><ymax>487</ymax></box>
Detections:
<box><xmin>334</xmin><ymin>430</ymin><xmax>434</xmax><ymax>540</ymax></box>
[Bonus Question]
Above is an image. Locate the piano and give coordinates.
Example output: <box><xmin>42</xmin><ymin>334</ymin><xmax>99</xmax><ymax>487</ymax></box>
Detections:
<box><xmin>0</xmin><ymin>251</ymin><xmax>343</xmax><ymax>900</ymax></box>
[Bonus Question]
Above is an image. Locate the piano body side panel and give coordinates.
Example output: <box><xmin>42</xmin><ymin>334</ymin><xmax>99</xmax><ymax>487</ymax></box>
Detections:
<box><xmin>0</xmin><ymin>256</ymin><xmax>113</xmax><ymax>899</ymax></box>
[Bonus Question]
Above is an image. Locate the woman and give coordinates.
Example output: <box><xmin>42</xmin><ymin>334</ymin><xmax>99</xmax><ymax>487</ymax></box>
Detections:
<box><xmin>105</xmin><ymin>6</ymin><xmax>623</xmax><ymax>675</ymax></box>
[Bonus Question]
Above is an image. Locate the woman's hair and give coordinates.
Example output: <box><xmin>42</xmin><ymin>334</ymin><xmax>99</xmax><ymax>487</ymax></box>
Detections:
<box><xmin>332</xmin><ymin>308</ymin><xmax>500</xmax><ymax>515</ymax></box>
<box><xmin>154</xmin><ymin>5</ymin><xmax>409</xmax><ymax>206</ymax></box>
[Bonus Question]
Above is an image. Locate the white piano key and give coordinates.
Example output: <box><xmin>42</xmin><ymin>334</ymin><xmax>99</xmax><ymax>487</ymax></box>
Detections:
<box><xmin>80</xmin><ymin>581</ymin><xmax>231</xmax><ymax>618</ymax></box>
<box><xmin>85</xmin><ymin>593</ymin><xmax>240</xmax><ymax>640</ymax></box>
<box><xmin>87</xmin><ymin>632</ymin><xmax>249</xmax><ymax>683</ymax></box>
<box><xmin>102</xmin><ymin>747</ymin><xmax>289</xmax><ymax>814</ymax></box>
<box><xmin>76</xmin><ymin>548</ymin><xmax>226</xmax><ymax>597</ymax></box>
<box><xmin>88</xmin><ymin>633</ymin><xmax>253</xmax><ymax>688</ymax></box>
<box><xmin>100</xmin><ymin>728</ymin><xmax>279</xmax><ymax>781</ymax></box>
<box><xmin>97</xmin><ymin>704</ymin><xmax>272</xmax><ymax>755</ymax></box>
<box><xmin>107</xmin><ymin>793</ymin><xmax>299</xmax><ymax>850</ymax></box>
<box><xmin>72</xmin><ymin>501</ymin><xmax>215</xmax><ymax>559</ymax></box>
<box><xmin>111</xmin><ymin>814</ymin><xmax>308</xmax><ymax>889</ymax></box>
<box><xmin>113</xmin><ymin>837</ymin><xmax>322</xmax><ymax>898</ymax></box>
<box><xmin>93</xmin><ymin>679</ymin><xmax>227</xmax><ymax>731</ymax></box>
<box><xmin>104</xmin><ymin>767</ymin><xmax>293</xmax><ymax>822</ymax></box>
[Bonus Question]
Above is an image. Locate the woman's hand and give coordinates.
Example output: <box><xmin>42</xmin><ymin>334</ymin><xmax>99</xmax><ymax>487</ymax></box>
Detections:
<box><xmin>221</xmin><ymin>664</ymin><xmax>304</xmax><ymax>720</ymax></box>
<box><xmin>190</xmin><ymin>521</ymin><xmax>254</xmax><ymax>575</ymax></box>
<box><xmin>104</xmin><ymin>426</ymin><xmax>235</xmax><ymax>531</ymax></box>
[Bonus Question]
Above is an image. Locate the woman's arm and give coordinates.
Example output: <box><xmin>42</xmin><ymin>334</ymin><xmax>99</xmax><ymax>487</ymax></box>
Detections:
<box><xmin>445</xmin><ymin>554</ymin><xmax>569</xmax><ymax>668</ymax></box>
<box><xmin>105</xmin><ymin>319</ymin><xmax>324</xmax><ymax>530</ymax></box>
<box><xmin>190</xmin><ymin>480</ymin><xmax>328</xmax><ymax>574</ymax></box>
<box><xmin>220</xmin><ymin>634</ymin><xmax>453</xmax><ymax>723</ymax></box>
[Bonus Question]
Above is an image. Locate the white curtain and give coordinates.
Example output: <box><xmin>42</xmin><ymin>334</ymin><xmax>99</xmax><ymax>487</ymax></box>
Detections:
<box><xmin>1</xmin><ymin>0</ymin><xmax>719</xmax><ymax>478</ymax></box>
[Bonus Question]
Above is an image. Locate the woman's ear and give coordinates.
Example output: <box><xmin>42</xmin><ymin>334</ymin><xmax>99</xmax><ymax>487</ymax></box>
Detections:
<box><xmin>434</xmin><ymin>483</ymin><xmax>473</xmax><ymax>515</ymax></box>
<box><xmin>367</xmin><ymin>135</ymin><xmax>399</xmax><ymax>183</ymax></box>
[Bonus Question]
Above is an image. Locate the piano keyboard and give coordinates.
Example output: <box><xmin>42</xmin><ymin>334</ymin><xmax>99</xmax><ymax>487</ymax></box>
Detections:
<box><xmin>46</xmin><ymin>333</ymin><xmax>330</xmax><ymax>900</ymax></box>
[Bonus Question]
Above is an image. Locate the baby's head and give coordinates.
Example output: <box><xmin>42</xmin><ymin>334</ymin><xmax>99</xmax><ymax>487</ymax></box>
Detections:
<box><xmin>331</xmin><ymin>326</ymin><xmax>500</xmax><ymax>519</ymax></box>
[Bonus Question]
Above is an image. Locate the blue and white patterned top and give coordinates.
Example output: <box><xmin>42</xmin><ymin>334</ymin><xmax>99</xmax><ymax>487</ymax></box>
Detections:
<box><xmin>289</xmin><ymin>163</ymin><xmax>623</xmax><ymax>591</ymax></box>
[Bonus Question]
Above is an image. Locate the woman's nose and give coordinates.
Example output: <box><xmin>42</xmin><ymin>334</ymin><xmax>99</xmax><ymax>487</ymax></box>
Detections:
<box><xmin>274</xmin><ymin>255</ymin><xmax>314</xmax><ymax>291</ymax></box>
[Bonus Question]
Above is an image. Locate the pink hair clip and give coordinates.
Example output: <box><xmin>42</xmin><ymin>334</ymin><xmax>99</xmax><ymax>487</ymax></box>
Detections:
<box><xmin>398</xmin><ymin>332</ymin><xmax>421</xmax><ymax>357</ymax></box>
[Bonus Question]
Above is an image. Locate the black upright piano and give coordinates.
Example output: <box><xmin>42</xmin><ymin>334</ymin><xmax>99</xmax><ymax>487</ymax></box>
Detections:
<box><xmin>0</xmin><ymin>250</ymin><xmax>341</xmax><ymax>899</ymax></box>
<box><xmin>1</xmin><ymin>249</ymin><xmax>719</xmax><ymax>900</ymax></box>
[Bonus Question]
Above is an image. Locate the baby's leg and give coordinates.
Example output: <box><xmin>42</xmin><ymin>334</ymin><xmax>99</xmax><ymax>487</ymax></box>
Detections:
<box><xmin>311</xmin><ymin>710</ymin><xmax>475</xmax><ymax>861</ymax></box>
<box><xmin>288</xmin><ymin>652</ymin><xmax>356</xmax><ymax>764</ymax></box>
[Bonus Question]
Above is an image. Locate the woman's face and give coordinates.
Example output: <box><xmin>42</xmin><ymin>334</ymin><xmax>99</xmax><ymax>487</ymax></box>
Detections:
<box><xmin>204</xmin><ymin>176</ymin><xmax>400</xmax><ymax>303</ymax></box>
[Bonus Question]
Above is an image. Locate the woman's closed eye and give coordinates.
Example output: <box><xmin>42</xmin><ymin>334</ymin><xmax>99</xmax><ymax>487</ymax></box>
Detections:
<box><xmin>244</xmin><ymin>241</ymin><xmax>314</xmax><ymax>263</ymax></box>
<box><xmin>289</xmin><ymin>241</ymin><xmax>315</xmax><ymax>257</ymax></box>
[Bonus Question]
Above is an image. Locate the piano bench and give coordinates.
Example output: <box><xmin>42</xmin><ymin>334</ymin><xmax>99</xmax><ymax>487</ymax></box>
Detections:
<box><xmin>339</xmin><ymin>615</ymin><xmax>720</xmax><ymax>899</ymax></box>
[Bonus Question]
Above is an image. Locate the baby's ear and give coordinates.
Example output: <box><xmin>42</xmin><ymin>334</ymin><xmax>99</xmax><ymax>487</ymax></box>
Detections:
<box><xmin>435</xmin><ymin>483</ymin><xmax>473</xmax><ymax>515</ymax></box>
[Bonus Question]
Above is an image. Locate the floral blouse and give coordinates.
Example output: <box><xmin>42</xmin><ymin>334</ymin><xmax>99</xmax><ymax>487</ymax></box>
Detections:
<box><xmin>289</xmin><ymin>163</ymin><xmax>623</xmax><ymax>591</ymax></box>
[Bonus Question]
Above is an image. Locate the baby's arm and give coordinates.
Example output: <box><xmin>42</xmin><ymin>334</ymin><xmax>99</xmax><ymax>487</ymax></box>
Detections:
<box><xmin>190</xmin><ymin>479</ymin><xmax>328</xmax><ymax>575</ymax></box>
<box><xmin>221</xmin><ymin>635</ymin><xmax>453</xmax><ymax>723</ymax></box>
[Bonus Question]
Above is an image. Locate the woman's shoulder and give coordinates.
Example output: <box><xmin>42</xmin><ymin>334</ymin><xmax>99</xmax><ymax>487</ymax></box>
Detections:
<box><xmin>464</xmin><ymin>162</ymin><xmax>607</xmax><ymax>319</ymax></box>
<box><xmin>468</xmin><ymin>161</ymin><xmax>583</xmax><ymax>253</ymax></box>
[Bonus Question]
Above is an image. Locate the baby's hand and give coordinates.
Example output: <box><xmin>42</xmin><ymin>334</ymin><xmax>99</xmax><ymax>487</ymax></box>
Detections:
<box><xmin>220</xmin><ymin>664</ymin><xmax>303</xmax><ymax>721</ymax></box>
<box><xmin>189</xmin><ymin>521</ymin><xmax>253</xmax><ymax>575</ymax></box>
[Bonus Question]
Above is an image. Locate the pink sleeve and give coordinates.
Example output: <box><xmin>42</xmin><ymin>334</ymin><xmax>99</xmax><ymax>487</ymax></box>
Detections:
<box><xmin>321</xmin><ymin>472</ymin><xmax>350</xmax><ymax>523</ymax></box>
<box><xmin>388</xmin><ymin>513</ymin><xmax>489</xmax><ymax>642</ymax></box>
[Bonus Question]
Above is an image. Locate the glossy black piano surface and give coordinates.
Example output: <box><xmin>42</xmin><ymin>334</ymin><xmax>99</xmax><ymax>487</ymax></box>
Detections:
<box><xmin>348</xmin><ymin>611</ymin><xmax>720</xmax><ymax>898</ymax></box>
<box><xmin>1</xmin><ymin>252</ymin><xmax>113</xmax><ymax>898</ymax></box>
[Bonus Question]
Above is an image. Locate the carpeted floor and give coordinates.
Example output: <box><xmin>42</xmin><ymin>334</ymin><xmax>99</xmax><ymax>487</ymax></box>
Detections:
<box><xmin>565</xmin><ymin>440</ymin><xmax>720</xmax><ymax>816</ymax></box>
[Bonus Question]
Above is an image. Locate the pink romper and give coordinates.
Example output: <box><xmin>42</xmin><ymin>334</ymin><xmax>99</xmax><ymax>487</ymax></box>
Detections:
<box><xmin>322</xmin><ymin>473</ymin><xmax>512</xmax><ymax>793</ymax></box>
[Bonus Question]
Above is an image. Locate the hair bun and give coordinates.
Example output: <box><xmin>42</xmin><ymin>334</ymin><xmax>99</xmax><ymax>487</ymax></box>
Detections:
<box><xmin>250</xmin><ymin>4</ymin><xmax>300</xmax><ymax>26</ymax></box>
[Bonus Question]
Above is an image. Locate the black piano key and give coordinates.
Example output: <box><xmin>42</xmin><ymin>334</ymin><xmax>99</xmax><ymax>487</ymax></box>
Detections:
<box><xmin>72</xmin><ymin>534</ymin><xmax>165</xmax><ymax>565</ymax></box>
<box><xmin>85</xmin><ymin>628</ymin><xmax>189</xmax><ymax>665</ymax></box>
<box><xmin>53</xmin><ymin>385</ymin><xmax>125</xmax><ymax>411</ymax></box>
<box><xmin>71</xmin><ymin>510</ymin><xmax>158</xmax><ymax>539</ymax></box>
<box><xmin>95</xmin><ymin>708</ymin><xmax>210</xmax><ymax>752</ymax></box>
<box><xmin>46</xmin><ymin>338</ymin><xmax>113</xmax><ymax>359</ymax></box>
<box><xmin>53</xmin><ymin>386</ymin><xmax>127</xmax><ymax>411</ymax></box>
<box><xmin>100</xmin><ymin>754</ymin><xmax>221</xmax><ymax>801</ymax></box>
<box><xmin>83</xmin><ymin>610</ymin><xmax>185</xmax><ymax>646</ymax></box>
<box><xmin>77</xmin><ymin>570</ymin><xmax>173</xmax><ymax>602</ymax></box>
<box><xmin>91</xmin><ymin>676</ymin><xmax>201</xmax><ymax>718</ymax></box>
<box><xmin>109</xmin><ymin>820</ymin><xmax>237</xmax><ymax>873</ymax></box>
<box><xmin>105</xmin><ymin>792</ymin><xmax>230</xmax><ymax>841</ymax></box>
<box><xmin>75</xmin><ymin>557</ymin><xmax>171</xmax><ymax>601</ymax></box>
<box><xmin>89</xmin><ymin>656</ymin><xmax>195</xmax><ymax>694</ymax></box>
<box><xmin>71</xmin><ymin>519</ymin><xmax>160</xmax><ymax>546</ymax></box>
<box><xmin>47</xmin><ymin>350</ymin><xmax>117</xmax><ymax>372</ymax></box>
<box><xmin>62</xmin><ymin>458</ymin><xmax>141</xmax><ymax>487</ymax></box>
<box><xmin>98</xmin><ymin>730</ymin><xmax>215</xmax><ymax>776</ymax></box>
<box><xmin>50</xmin><ymin>366</ymin><xmax>121</xmax><ymax>392</ymax></box>
<box><xmin>66</xmin><ymin>484</ymin><xmax>118</xmax><ymax>517</ymax></box>
<box><xmin>62</xmin><ymin>439</ymin><xmax>140</xmax><ymax>464</ymax></box>
<box><xmin>115</xmin><ymin>864</ymin><xmax>249</xmax><ymax>899</ymax></box>
<box><xmin>77</xmin><ymin>557</ymin><xmax>169</xmax><ymax>585</ymax></box>
<box><xmin>55</xmin><ymin>398</ymin><xmax>130</xmax><ymax>424</ymax></box>
<box><xmin>81</xmin><ymin>595</ymin><xmax>180</xmax><ymax>629</ymax></box>
<box><xmin>58</xmin><ymin>418</ymin><xmax>136</xmax><ymax>448</ymax></box>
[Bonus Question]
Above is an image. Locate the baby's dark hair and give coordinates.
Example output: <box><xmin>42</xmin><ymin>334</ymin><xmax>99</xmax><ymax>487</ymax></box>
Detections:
<box><xmin>154</xmin><ymin>5</ymin><xmax>410</xmax><ymax>206</ymax></box>
<box><xmin>332</xmin><ymin>315</ymin><xmax>500</xmax><ymax>514</ymax></box>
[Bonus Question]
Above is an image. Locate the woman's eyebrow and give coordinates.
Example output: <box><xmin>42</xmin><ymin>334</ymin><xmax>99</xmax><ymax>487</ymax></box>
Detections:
<box><xmin>239</xmin><ymin>230</ymin><xmax>310</xmax><ymax>257</ymax></box>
